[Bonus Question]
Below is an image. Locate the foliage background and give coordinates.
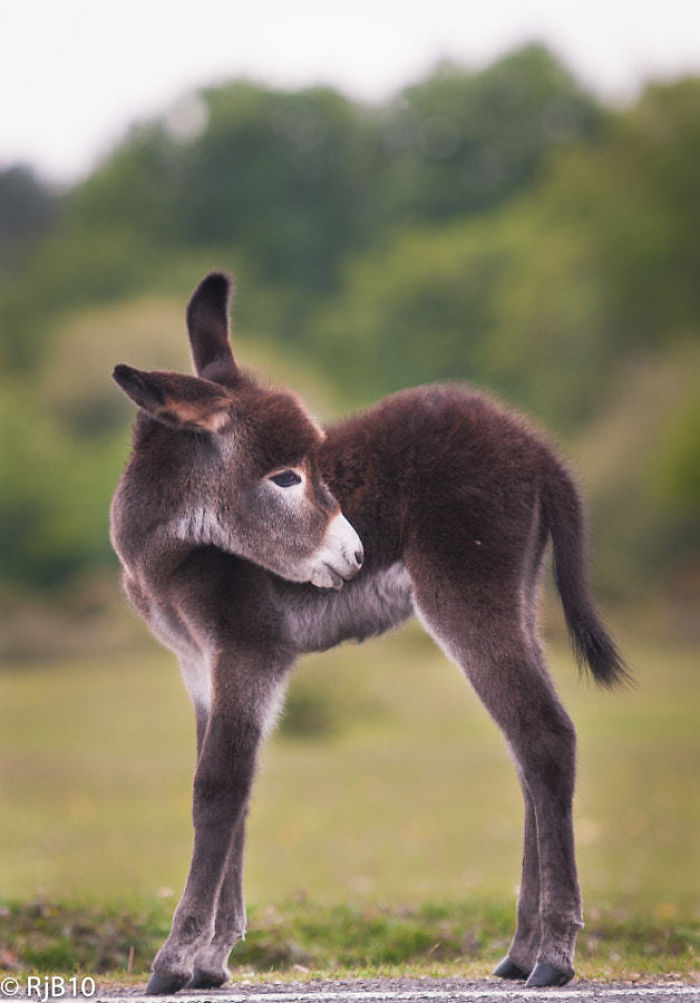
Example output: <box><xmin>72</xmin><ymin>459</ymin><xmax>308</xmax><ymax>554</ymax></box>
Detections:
<box><xmin>1</xmin><ymin>44</ymin><xmax>698</xmax><ymax>612</ymax></box>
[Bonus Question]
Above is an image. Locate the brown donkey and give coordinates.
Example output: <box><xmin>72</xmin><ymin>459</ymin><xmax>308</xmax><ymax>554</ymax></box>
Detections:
<box><xmin>110</xmin><ymin>272</ymin><xmax>628</xmax><ymax>994</ymax></box>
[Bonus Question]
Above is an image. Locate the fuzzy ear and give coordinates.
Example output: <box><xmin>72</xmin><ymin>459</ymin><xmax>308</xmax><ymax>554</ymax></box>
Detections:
<box><xmin>113</xmin><ymin>364</ymin><xmax>233</xmax><ymax>432</ymax></box>
<box><xmin>186</xmin><ymin>271</ymin><xmax>239</xmax><ymax>386</ymax></box>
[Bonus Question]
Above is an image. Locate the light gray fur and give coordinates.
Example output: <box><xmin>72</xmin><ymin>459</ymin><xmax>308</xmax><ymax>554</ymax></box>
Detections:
<box><xmin>281</xmin><ymin>562</ymin><xmax>414</xmax><ymax>653</ymax></box>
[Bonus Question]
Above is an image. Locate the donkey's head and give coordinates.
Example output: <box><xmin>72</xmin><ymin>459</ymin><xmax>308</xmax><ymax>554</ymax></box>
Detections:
<box><xmin>112</xmin><ymin>272</ymin><xmax>363</xmax><ymax>590</ymax></box>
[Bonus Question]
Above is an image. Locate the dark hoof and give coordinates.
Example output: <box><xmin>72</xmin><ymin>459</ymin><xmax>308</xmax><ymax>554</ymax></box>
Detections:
<box><xmin>493</xmin><ymin>956</ymin><xmax>530</xmax><ymax>980</ymax></box>
<box><xmin>187</xmin><ymin>968</ymin><xmax>228</xmax><ymax>990</ymax></box>
<box><xmin>145</xmin><ymin>971</ymin><xmax>190</xmax><ymax>995</ymax></box>
<box><xmin>526</xmin><ymin>962</ymin><xmax>572</xmax><ymax>987</ymax></box>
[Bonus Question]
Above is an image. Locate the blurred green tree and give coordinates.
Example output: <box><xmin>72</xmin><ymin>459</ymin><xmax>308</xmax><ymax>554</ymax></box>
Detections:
<box><xmin>0</xmin><ymin>165</ymin><xmax>58</xmax><ymax>272</ymax></box>
<box><xmin>377</xmin><ymin>44</ymin><xmax>601</xmax><ymax>225</ymax></box>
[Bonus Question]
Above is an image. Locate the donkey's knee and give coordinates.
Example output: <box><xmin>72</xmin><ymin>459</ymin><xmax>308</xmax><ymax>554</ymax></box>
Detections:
<box><xmin>192</xmin><ymin>720</ymin><xmax>260</xmax><ymax>821</ymax></box>
<box><xmin>192</xmin><ymin>767</ymin><xmax>247</xmax><ymax>823</ymax></box>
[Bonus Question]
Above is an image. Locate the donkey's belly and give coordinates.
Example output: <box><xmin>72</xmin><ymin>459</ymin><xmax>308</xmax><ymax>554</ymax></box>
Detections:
<box><xmin>284</xmin><ymin>562</ymin><xmax>414</xmax><ymax>653</ymax></box>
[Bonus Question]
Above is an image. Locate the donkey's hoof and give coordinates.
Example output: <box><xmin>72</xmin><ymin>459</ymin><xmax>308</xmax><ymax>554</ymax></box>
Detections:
<box><xmin>145</xmin><ymin>971</ymin><xmax>190</xmax><ymax>995</ymax></box>
<box><xmin>188</xmin><ymin>967</ymin><xmax>229</xmax><ymax>989</ymax></box>
<box><xmin>493</xmin><ymin>956</ymin><xmax>530</xmax><ymax>980</ymax></box>
<box><xmin>526</xmin><ymin>962</ymin><xmax>572</xmax><ymax>987</ymax></box>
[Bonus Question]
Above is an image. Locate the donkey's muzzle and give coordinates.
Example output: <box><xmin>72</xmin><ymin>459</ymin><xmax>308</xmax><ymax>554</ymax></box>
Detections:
<box><xmin>309</xmin><ymin>512</ymin><xmax>364</xmax><ymax>590</ymax></box>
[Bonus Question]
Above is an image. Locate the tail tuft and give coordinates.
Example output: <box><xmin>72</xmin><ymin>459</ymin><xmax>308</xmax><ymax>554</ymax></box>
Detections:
<box><xmin>564</xmin><ymin>610</ymin><xmax>632</xmax><ymax>689</ymax></box>
<box><xmin>543</xmin><ymin>462</ymin><xmax>632</xmax><ymax>689</ymax></box>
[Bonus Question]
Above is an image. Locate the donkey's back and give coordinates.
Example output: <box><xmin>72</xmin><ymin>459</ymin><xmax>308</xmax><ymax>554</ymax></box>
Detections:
<box><xmin>111</xmin><ymin>272</ymin><xmax>627</xmax><ymax>994</ymax></box>
<box><xmin>320</xmin><ymin>382</ymin><xmax>624</xmax><ymax>685</ymax></box>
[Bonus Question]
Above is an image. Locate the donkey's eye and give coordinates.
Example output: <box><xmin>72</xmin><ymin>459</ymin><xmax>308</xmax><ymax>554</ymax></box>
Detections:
<box><xmin>270</xmin><ymin>470</ymin><xmax>302</xmax><ymax>488</ymax></box>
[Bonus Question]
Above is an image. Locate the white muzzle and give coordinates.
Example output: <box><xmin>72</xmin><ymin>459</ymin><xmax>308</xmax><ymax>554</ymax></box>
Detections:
<box><xmin>309</xmin><ymin>512</ymin><xmax>364</xmax><ymax>590</ymax></box>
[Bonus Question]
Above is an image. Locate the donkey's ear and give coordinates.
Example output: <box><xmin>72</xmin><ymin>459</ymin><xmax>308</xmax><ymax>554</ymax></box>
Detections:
<box><xmin>113</xmin><ymin>364</ymin><xmax>232</xmax><ymax>432</ymax></box>
<box><xmin>186</xmin><ymin>271</ymin><xmax>239</xmax><ymax>386</ymax></box>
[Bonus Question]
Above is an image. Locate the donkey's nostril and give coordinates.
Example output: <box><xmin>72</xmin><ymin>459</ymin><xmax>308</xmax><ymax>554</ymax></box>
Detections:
<box><xmin>354</xmin><ymin>549</ymin><xmax>364</xmax><ymax>566</ymax></box>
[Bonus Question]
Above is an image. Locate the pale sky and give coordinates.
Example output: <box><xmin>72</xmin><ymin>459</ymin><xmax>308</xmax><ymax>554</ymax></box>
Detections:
<box><xmin>2</xmin><ymin>0</ymin><xmax>700</xmax><ymax>186</ymax></box>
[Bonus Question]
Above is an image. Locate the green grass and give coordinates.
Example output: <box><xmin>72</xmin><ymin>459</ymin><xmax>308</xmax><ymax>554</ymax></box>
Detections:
<box><xmin>1</xmin><ymin>898</ymin><xmax>697</xmax><ymax>982</ymax></box>
<box><xmin>1</xmin><ymin>624</ymin><xmax>698</xmax><ymax>980</ymax></box>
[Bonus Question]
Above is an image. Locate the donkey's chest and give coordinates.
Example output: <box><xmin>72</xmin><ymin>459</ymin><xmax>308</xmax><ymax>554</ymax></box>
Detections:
<box><xmin>282</xmin><ymin>562</ymin><xmax>415</xmax><ymax>653</ymax></box>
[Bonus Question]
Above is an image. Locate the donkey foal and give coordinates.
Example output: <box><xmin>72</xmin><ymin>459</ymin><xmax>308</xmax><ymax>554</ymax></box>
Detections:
<box><xmin>110</xmin><ymin>271</ymin><xmax>628</xmax><ymax>994</ymax></box>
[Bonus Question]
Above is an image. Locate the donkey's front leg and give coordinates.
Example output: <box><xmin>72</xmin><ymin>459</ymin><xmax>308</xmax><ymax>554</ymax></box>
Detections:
<box><xmin>188</xmin><ymin>814</ymin><xmax>247</xmax><ymax>989</ymax></box>
<box><xmin>146</xmin><ymin>668</ymin><xmax>272</xmax><ymax>995</ymax></box>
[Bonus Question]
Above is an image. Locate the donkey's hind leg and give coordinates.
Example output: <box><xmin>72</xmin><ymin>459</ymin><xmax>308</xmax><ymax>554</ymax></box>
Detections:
<box><xmin>413</xmin><ymin>580</ymin><xmax>582</xmax><ymax>987</ymax></box>
<box><xmin>493</xmin><ymin>784</ymin><xmax>541</xmax><ymax>980</ymax></box>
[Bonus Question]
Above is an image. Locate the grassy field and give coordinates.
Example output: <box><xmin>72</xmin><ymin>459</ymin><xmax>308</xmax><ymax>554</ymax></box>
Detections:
<box><xmin>1</xmin><ymin>622</ymin><xmax>698</xmax><ymax>980</ymax></box>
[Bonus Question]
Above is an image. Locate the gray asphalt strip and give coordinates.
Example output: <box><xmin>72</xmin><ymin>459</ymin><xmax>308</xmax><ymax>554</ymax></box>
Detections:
<box><xmin>84</xmin><ymin>985</ymin><xmax>700</xmax><ymax>1002</ymax></box>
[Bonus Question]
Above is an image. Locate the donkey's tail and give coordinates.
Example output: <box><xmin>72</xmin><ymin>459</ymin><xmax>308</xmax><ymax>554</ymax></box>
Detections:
<box><xmin>542</xmin><ymin>460</ymin><xmax>630</xmax><ymax>689</ymax></box>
